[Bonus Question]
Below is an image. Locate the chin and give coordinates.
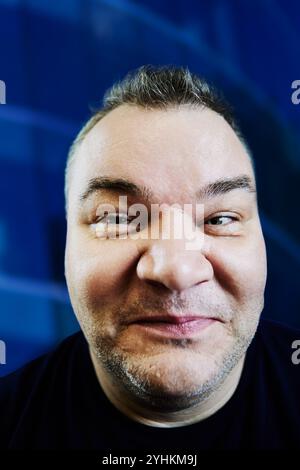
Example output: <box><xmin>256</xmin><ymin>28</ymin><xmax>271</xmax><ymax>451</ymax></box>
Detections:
<box><xmin>123</xmin><ymin>356</ymin><xmax>222</xmax><ymax>406</ymax></box>
<box><xmin>131</xmin><ymin>372</ymin><xmax>218</xmax><ymax>412</ymax></box>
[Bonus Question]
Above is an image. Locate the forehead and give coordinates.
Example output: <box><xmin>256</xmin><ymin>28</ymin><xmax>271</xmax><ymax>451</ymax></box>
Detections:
<box><xmin>70</xmin><ymin>105</ymin><xmax>254</xmax><ymax>203</ymax></box>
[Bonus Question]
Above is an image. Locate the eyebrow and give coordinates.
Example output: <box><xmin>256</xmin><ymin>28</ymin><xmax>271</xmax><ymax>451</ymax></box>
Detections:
<box><xmin>79</xmin><ymin>177</ymin><xmax>153</xmax><ymax>203</ymax></box>
<box><xmin>79</xmin><ymin>175</ymin><xmax>256</xmax><ymax>204</ymax></box>
<box><xmin>197</xmin><ymin>175</ymin><xmax>256</xmax><ymax>199</ymax></box>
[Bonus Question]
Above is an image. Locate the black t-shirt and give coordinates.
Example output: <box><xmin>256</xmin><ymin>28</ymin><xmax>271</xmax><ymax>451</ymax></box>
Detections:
<box><xmin>0</xmin><ymin>318</ymin><xmax>300</xmax><ymax>450</ymax></box>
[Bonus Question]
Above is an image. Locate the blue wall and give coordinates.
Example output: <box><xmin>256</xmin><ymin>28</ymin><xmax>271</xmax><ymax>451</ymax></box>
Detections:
<box><xmin>0</xmin><ymin>0</ymin><xmax>299</xmax><ymax>376</ymax></box>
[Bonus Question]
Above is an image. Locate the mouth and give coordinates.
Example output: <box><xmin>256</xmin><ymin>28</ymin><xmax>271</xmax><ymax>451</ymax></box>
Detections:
<box><xmin>127</xmin><ymin>315</ymin><xmax>222</xmax><ymax>339</ymax></box>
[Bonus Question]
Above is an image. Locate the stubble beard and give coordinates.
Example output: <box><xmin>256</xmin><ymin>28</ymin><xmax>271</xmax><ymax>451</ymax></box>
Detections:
<box><xmin>90</xmin><ymin>321</ymin><xmax>258</xmax><ymax>412</ymax></box>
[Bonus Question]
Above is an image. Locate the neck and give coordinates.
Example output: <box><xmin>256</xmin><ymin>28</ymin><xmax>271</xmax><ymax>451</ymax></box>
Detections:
<box><xmin>89</xmin><ymin>352</ymin><xmax>245</xmax><ymax>428</ymax></box>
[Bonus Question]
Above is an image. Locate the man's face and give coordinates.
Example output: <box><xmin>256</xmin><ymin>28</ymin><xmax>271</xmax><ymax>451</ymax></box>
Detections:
<box><xmin>65</xmin><ymin>104</ymin><xmax>267</xmax><ymax>409</ymax></box>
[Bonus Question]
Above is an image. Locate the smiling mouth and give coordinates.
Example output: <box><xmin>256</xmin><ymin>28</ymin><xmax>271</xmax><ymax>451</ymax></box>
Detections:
<box><xmin>128</xmin><ymin>315</ymin><xmax>221</xmax><ymax>338</ymax></box>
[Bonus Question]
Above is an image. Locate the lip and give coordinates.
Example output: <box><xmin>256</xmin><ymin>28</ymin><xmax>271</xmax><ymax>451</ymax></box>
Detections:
<box><xmin>128</xmin><ymin>315</ymin><xmax>221</xmax><ymax>339</ymax></box>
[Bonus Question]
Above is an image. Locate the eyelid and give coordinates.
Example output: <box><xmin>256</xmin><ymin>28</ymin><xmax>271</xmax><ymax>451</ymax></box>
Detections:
<box><xmin>204</xmin><ymin>212</ymin><xmax>241</xmax><ymax>222</ymax></box>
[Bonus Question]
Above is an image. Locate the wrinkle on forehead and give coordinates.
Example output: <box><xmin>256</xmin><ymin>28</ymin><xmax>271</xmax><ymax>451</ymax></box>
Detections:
<box><xmin>70</xmin><ymin>106</ymin><xmax>254</xmax><ymax>210</ymax></box>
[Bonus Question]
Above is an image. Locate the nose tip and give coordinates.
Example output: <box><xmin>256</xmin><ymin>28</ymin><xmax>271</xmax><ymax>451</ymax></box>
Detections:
<box><xmin>136</xmin><ymin>244</ymin><xmax>213</xmax><ymax>292</ymax></box>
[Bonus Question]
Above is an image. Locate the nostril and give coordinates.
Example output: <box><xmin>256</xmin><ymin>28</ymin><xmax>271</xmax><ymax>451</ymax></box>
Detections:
<box><xmin>146</xmin><ymin>279</ymin><xmax>164</xmax><ymax>290</ymax></box>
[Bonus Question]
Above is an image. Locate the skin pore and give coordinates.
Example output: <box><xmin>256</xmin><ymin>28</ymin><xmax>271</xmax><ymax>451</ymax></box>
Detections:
<box><xmin>65</xmin><ymin>104</ymin><xmax>267</xmax><ymax>427</ymax></box>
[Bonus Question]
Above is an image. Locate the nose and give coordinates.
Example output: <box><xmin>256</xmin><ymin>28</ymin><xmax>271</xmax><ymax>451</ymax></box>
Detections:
<box><xmin>136</xmin><ymin>240</ymin><xmax>213</xmax><ymax>292</ymax></box>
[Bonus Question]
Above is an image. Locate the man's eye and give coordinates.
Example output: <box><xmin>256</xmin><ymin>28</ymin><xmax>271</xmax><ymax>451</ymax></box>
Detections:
<box><xmin>91</xmin><ymin>212</ymin><xmax>138</xmax><ymax>239</ymax></box>
<box><xmin>100</xmin><ymin>213</ymin><xmax>130</xmax><ymax>225</ymax></box>
<box><xmin>206</xmin><ymin>215</ymin><xmax>237</xmax><ymax>226</ymax></box>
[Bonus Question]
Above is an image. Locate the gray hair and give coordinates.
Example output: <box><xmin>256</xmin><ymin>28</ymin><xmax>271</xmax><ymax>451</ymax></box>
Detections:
<box><xmin>65</xmin><ymin>65</ymin><xmax>252</xmax><ymax>211</ymax></box>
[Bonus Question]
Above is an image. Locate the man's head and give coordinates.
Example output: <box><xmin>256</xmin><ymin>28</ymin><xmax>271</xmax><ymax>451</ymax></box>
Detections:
<box><xmin>64</xmin><ymin>65</ymin><xmax>267</xmax><ymax>412</ymax></box>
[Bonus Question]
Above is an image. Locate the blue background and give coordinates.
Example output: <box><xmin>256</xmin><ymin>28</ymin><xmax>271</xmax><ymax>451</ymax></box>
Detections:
<box><xmin>0</xmin><ymin>0</ymin><xmax>299</xmax><ymax>376</ymax></box>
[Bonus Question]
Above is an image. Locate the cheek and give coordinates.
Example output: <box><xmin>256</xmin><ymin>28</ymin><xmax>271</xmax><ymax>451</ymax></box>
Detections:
<box><xmin>66</xmin><ymin>239</ymin><xmax>138</xmax><ymax>310</ymax></box>
<box><xmin>207</xmin><ymin>232</ymin><xmax>267</xmax><ymax>301</ymax></box>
